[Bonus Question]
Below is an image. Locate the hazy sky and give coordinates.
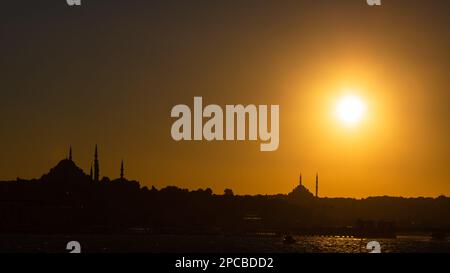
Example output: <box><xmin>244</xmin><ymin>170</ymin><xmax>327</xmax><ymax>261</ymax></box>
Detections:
<box><xmin>1</xmin><ymin>0</ymin><xmax>449</xmax><ymax>197</ymax></box>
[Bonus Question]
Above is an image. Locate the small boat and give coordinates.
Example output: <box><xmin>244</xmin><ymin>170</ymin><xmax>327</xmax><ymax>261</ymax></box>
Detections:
<box><xmin>283</xmin><ymin>235</ymin><xmax>297</xmax><ymax>244</ymax></box>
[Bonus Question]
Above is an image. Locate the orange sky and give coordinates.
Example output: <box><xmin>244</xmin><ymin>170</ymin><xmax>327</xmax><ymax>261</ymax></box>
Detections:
<box><xmin>1</xmin><ymin>1</ymin><xmax>449</xmax><ymax>197</ymax></box>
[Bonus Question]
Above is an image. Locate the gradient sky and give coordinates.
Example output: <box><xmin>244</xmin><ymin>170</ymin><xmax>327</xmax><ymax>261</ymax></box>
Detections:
<box><xmin>1</xmin><ymin>0</ymin><xmax>449</xmax><ymax>197</ymax></box>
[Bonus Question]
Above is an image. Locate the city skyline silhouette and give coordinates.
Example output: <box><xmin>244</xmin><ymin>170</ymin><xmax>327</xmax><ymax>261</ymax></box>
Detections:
<box><xmin>1</xmin><ymin>1</ymin><xmax>450</xmax><ymax>198</ymax></box>
<box><xmin>1</xmin><ymin>146</ymin><xmax>448</xmax><ymax>238</ymax></box>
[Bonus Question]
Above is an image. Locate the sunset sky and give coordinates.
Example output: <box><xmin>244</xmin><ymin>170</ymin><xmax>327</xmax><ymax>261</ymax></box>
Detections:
<box><xmin>1</xmin><ymin>0</ymin><xmax>449</xmax><ymax>198</ymax></box>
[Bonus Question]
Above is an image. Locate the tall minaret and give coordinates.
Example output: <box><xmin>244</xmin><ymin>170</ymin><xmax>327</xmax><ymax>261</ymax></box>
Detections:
<box><xmin>120</xmin><ymin>160</ymin><xmax>124</xmax><ymax>181</ymax></box>
<box><xmin>299</xmin><ymin>173</ymin><xmax>302</xmax><ymax>187</ymax></box>
<box><xmin>315</xmin><ymin>173</ymin><xmax>319</xmax><ymax>198</ymax></box>
<box><xmin>89</xmin><ymin>164</ymin><xmax>93</xmax><ymax>181</ymax></box>
<box><xmin>69</xmin><ymin>146</ymin><xmax>72</xmax><ymax>161</ymax></box>
<box><xmin>94</xmin><ymin>145</ymin><xmax>100</xmax><ymax>182</ymax></box>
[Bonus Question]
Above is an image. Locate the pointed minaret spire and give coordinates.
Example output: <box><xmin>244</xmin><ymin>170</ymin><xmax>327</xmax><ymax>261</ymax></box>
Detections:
<box><xmin>120</xmin><ymin>160</ymin><xmax>124</xmax><ymax>181</ymax></box>
<box><xmin>93</xmin><ymin>145</ymin><xmax>100</xmax><ymax>182</ymax></box>
<box><xmin>299</xmin><ymin>173</ymin><xmax>302</xmax><ymax>187</ymax></box>
<box><xmin>315</xmin><ymin>173</ymin><xmax>319</xmax><ymax>198</ymax></box>
<box><xmin>68</xmin><ymin>146</ymin><xmax>72</xmax><ymax>161</ymax></box>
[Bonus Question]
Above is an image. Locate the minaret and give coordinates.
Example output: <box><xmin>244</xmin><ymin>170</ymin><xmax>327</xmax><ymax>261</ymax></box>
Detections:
<box><xmin>69</xmin><ymin>146</ymin><xmax>72</xmax><ymax>161</ymax></box>
<box><xmin>299</xmin><ymin>173</ymin><xmax>302</xmax><ymax>187</ymax></box>
<box><xmin>315</xmin><ymin>173</ymin><xmax>319</xmax><ymax>198</ymax></box>
<box><xmin>120</xmin><ymin>160</ymin><xmax>124</xmax><ymax>181</ymax></box>
<box><xmin>94</xmin><ymin>145</ymin><xmax>100</xmax><ymax>182</ymax></box>
<box><xmin>89</xmin><ymin>164</ymin><xmax>93</xmax><ymax>181</ymax></box>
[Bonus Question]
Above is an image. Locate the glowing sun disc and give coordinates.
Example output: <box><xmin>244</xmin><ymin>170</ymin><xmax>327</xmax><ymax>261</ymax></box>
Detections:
<box><xmin>336</xmin><ymin>95</ymin><xmax>366</xmax><ymax>126</ymax></box>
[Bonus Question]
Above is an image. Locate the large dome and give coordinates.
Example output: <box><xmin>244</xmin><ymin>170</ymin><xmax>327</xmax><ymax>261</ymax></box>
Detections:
<box><xmin>40</xmin><ymin>159</ymin><xmax>90</xmax><ymax>184</ymax></box>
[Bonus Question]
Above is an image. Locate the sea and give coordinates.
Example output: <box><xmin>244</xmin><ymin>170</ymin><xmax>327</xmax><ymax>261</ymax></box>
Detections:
<box><xmin>0</xmin><ymin>234</ymin><xmax>449</xmax><ymax>253</ymax></box>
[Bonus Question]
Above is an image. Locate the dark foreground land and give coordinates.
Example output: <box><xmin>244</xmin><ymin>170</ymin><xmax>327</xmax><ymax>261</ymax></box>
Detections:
<box><xmin>1</xmin><ymin>158</ymin><xmax>450</xmax><ymax>252</ymax></box>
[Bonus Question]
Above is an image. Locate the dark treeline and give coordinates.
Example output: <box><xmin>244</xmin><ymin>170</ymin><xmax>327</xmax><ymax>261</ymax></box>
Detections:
<box><xmin>0</xmin><ymin>158</ymin><xmax>449</xmax><ymax>235</ymax></box>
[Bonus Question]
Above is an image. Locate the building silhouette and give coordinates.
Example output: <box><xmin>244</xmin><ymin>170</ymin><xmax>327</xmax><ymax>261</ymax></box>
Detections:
<box><xmin>93</xmin><ymin>145</ymin><xmax>100</xmax><ymax>182</ymax></box>
<box><xmin>295</xmin><ymin>172</ymin><xmax>319</xmax><ymax>198</ymax></box>
<box><xmin>120</xmin><ymin>160</ymin><xmax>124</xmax><ymax>181</ymax></box>
<box><xmin>315</xmin><ymin>173</ymin><xmax>319</xmax><ymax>198</ymax></box>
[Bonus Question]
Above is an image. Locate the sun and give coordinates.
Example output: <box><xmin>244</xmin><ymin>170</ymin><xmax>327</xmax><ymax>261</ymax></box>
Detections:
<box><xmin>335</xmin><ymin>94</ymin><xmax>366</xmax><ymax>126</ymax></box>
